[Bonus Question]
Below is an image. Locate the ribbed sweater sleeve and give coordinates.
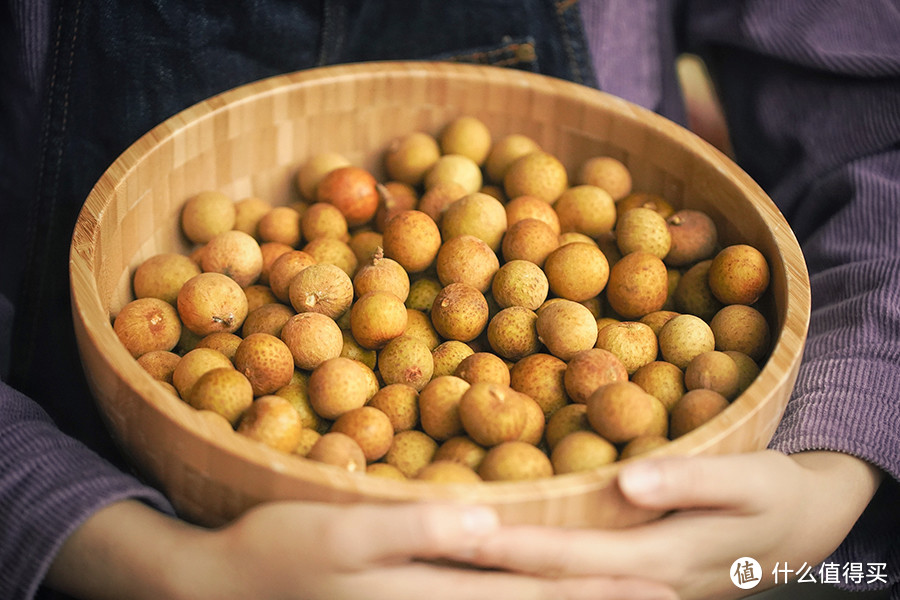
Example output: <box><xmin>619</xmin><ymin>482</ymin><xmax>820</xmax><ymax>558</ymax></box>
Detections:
<box><xmin>685</xmin><ymin>0</ymin><xmax>900</xmax><ymax>593</ymax></box>
<box><xmin>0</xmin><ymin>379</ymin><xmax>174</xmax><ymax>600</ymax></box>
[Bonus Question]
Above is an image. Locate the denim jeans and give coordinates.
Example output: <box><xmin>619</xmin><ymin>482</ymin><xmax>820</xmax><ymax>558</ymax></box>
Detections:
<box><xmin>7</xmin><ymin>0</ymin><xmax>596</xmax><ymax>461</ymax></box>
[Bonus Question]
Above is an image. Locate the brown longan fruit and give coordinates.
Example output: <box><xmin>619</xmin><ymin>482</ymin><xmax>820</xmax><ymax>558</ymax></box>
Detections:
<box><xmin>563</xmin><ymin>348</ymin><xmax>629</xmax><ymax>404</ymax></box>
<box><xmin>639</xmin><ymin>309</ymin><xmax>680</xmax><ymax>337</ymax></box>
<box><xmin>657</xmin><ymin>314</ymin><xmax>716</xmax><ymax>370</ymax></box>
<box><xmin>347</xmin><ymin>230</ymin><xmax>384</xmax><ymax>266</ymax></box>
<box><xmin>133</xmin><ymin>253</ymin><xmax>202</xmax><ymax>305</ymax></box>
<box><xmin>669</xmin><ymin>388</ymin><xmax>730</xmax><ymax>438</ymax></box>
<box><xmin>577</xmin><ymin>156</ymin><xmax>632</xmax><ymax>201</ymax></box>
<box><xmin>415</xmin><ymin>460</ymin><xmax>483</xmax><ymax>483</ymax></box>
<box><xmin>509</xmin><ymin>353</ymin><xmax>569</xmax><ymax>418</ymax></box>
<box><xmin>196</xmin><ymin>331</ymin><xmax>242</xmax><ymax>362</ymax></box>
<box><xmin>353</xmin><ymin>249</ymin><xmax>410</xmax><ymax>303</ymax></box>
<box><xmin>550</xmin><ymin>430</ymin><xmax>618</xmax><ymax>475</ymax></box>
<box><xmin>710</xmin><ymin>304</ymin><xmax>771</xmax><ymax>363</ymax></box>
<box><xmin>275</xmin><ymin>374</ymin><xmax>328</xmax><ymax>433</ymax></box>
<box><xmin>307</xmin><ymin>356</ymin><xmax>372</xmax><ymax>420</ymax></box>
<box><xmin>267</xmin><ymin>250</ymin><xmax>317</xmax><ymax>304</ymax></box>
<box><xmin>418</xmin><ymin>375</ymin><xmax>471</xmax><ymax>441</ymax></box>
<box><xmin>350</xmin><ymin>290</ymin><xmax>409</xmax><ymax>350</ymax></box>
<box><xmin>486</xmin><ymin>306</ymin><xmax>541</xmax><ymax>362</ymax></box>
<box><xmin>491</xmin><ymin>259</ymin><xmax>549</xmax><ymax>310</ymax></box>
<box><xmin>543</xmin><ymin>242</ymin><xmax>610</xmax><ymax>302</ymax></box>
<box><xmin>485</xmin><ymin>133</ymin><xmax>542</xmax><ymax>184</ymax></box>
<box><xmin>406</xmin><ymin>276</ymin><xmax>443</xmax><ymax>313</ymax></box>
<box><xmin>257</xmin><ymin>205</ymin><xmax>302</xmax><ymax>247</ymax></box>
<box><xmin>201</xmin><ymin>230</ymin><xmax>264</xmax><ymax>288</ymax></box>
<box><xmin>514</xmin><ymin>391</ymin><xmax>546</xmax><ymax>446</ymax></box>
<box><xmin>615</xmin><ymin>192</ymin><xmax>675</xmax><ymax>223</ymax></box>
<box><xmin>544</xmin><ymin>402</ymin><xmax>591</xmax><ymax>451</ymax></box>
<box><xmin>630</xmin><ymin>361</ymin><xmax>686</xmax><ymax>412</ymax></box>
<box><xmin>535</xmin><ymin>299</ymin><xmax>599</xmax><ymax>361</ymax></box>
<box><xmin>237</xmin><ymin>394</ymin><xmax>304</xmax><ymax>453</ymax></box>
<box><xmin>724</xmin><ymin>350</ymin><xmax>762</xmax><ymax>395</ymax></box>
<box><xmin>382</xmin><ymin>210</ymin><xmax>442</xmax><ymax>273</ymax></box>
<box><xmin>477</xmin><ymin>441</ymin><xmax>553</xmax><ymax>481</ymax></box>
<box><xmin>440</xmin><ymin>115</ymin><xmax>492</xmax><ymax>165</ymax></box>
<box><xmin>233</xmin><ymin>332</ymin><xmax>295</xmax><ymax>397</ymax></box>
<box><xmin>378</xmin><ymin>335</ymin><xmax>435</xmax><ymax>392</ymax></box>
<box><xmin>302</xmin><ymin>237</ymin><xmax>358</xmax><ymax>278</ymax></box>
<box><xmin>430</xmin><ymin>282</ymin><xmax>489</xmax><ymax>343</ymax></box>
<box><xmin>616</xmin><ymin>206</ymin><xmax>672</xmax><ymax>259</ymax></box>
<box><xmin>172</xmin><ymin>347</ymin><xmax>234</xmax><ymax>402</ymax></box>
<box><xmin>181</xmin><ymin>190</ymin><xmax>235</xmax><ymax>244</ymax></box>
<box><xmin>684</xmin><ymin>350</ymin><xmax>741</xmax><ymax>400</ymax></box>
<box><xmin>619</xmin><ymin>434</ymin><xmax>670</xmax><ymax>460</ymax></box>
<box><xmin>330</xmin><ymin>405</ymin><xmax>395</xmax><ymax>462</ymax></box>
<box><xmin>501</xmin><ymin>218</ymin><xmax>560</xmax><ymax>267</ymax></box>
<box><xmin>435</xmin><ymin>234</ymin><xmax>500</xmax><ymax>293</ymax></box>
<box><xmin>280</xmin><ymin>312</ymin><xmax>343</xmax><ymax>370</ymax></box>
<box><xmin>417</xmin><ymin>181</ymin><xmax>468</xmax><ymax>226</ymax></box>
<box><xmin>440</xmin><ymin>192</ymin><xmax>508</xmax><ymax>253</ymax></box>
<box><xmin>403</xmin><ymin>308</ymin><xmax>441</xmax><ymax>351</ymax></box>
<box><xmin>454</xmin><ymin>352</ymin><xmax>511</xmax><ymax>387</ymax></box>
<box><xmin>258</xmin><ymin>242</ymin><xmax>294</xmax><ymax>286</ymax></box>
<box><xmin>136</xmin><ymin>350</ymin><xmax>182</xmax><ymax>383</ymax></box>
<box><xmin>241</xmin><ymin>302</ymin><xmax>294</xmax><ymax>338</ymax></box>
<box><xmin>296</xmin><ymin>151</ymin><xmax>352</xmax><ymax>201</ymax></box>
<box><xmin>367</xmin><ymin>383</ymin><xmax>420</xmax><ymax>433</ymax></box>
<box><xmin>288</xmin><ymin>262</ymin><xmax>354</xmax><ymax>320</ymax></box>
<box><xmin>189</xmin><ymin>367</ymin><xmax>253</xmax><ymax>426</ymax></box>
<box><xmin>586</xmin><ymin>381</ymin><xmax>668</xmax><ymax>444</ymax></box>
<box><xmin>458</xmin><ymin>382</ymin><xmax>527</xmax><ymax>447</ymax></box>
<box><xmin>605</xmin><ymin>251</ymin><xmax>668</xmax><ymax>319</ymax></box>
<box><xmin>707</xmin><ymin>244</ymin><xmax>770</xmax><ymax>306</ymax></box>
<box><xmin>504</xmin><ymin>194</ymin><xmax>561</xmax><ymax>234</ymax></box>
<box><xmin>431</xmin><ymin>340</ymin><xmax>476</xmax><ymax>378</ymax></box>
<box><xmin>665</xmin><ymin>208</ymin><xmax>718</xmax><ymax>267</ymax></box>
<box><xmin>300</xmin><ymin>202</ymin><xmax>349</xmax><ymax>242</ymax></box>
<box><xmin>383</xmin><ymin>131</ymin><xmax>441</xmax><ymax>187</ymax></box>
<box><xmin>424</xmin><ymin>154</ymin><xmax>483</xmax><ymax>194</ymax></box>
<box><xmin>232</xmin><ymin>196</ymin><xmax>273</xmax><ymax>237</ymax></box>
<box><xmin>375</xmin><ymin>181</ymin><xmax>419</xmax><ymax>233</ymax></box>
<box><xmin>503</xmin><ymin>151</ymin><xmax>568</xmax><ymax>203</ymax></box>
<box><xmin>315</xmin><ymin>165</ymin><xmax>379</xmax><ymax>227</ymax></box>
<box><xmin>177</xmin><ymin>272</ymin><xmax>249</xmax><ymax>337</ymax></box>
<box><xmin>385</xmin><ymin>429</ymin><xmax>439</xmax><ymax>478</ymax></box>
<box><xmin>554</xmin><ymin>185</ymin><xmax>617</xmax><ymax>238</ymax></box>
<box><xmin>307</xmin><ymin>431</ymin><xmax>367</xmax><ymax>473</ymax></box>
<box><xmin>434</xmin><ymin>436</ymin><xmax>487</xmax><ymax>471</ymax></box>
<box><xmin>674</xmin><ymin>259</ymin><xmax>724</xmax><ymax>322</ymax></box>
<box><xmin>113</xmin><ymin>297</ymin><xmax>182</xmax><ymax>358</ymax></box>
<box><xmin>594</xmin><ymin>320</ymin><xmax>659</xmax><ymax>375</ymax></box>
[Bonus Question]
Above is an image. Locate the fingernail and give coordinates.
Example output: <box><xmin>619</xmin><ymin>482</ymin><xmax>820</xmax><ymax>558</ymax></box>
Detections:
<box><xmin>460</xmin><ymin>506</ymin><xmax>499</xmax><ymax>534</ymax></box>
<box><xmin>619</xmin><ymin>462</ymin><xmax>662</xmax><ymax>498</ymax></box>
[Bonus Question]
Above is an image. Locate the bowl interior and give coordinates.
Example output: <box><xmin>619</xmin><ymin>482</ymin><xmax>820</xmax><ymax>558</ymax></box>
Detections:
<box><xmin>70</xmin><ymin>61</ymin><xmax>810</xmax><ymax>528</ymax></box>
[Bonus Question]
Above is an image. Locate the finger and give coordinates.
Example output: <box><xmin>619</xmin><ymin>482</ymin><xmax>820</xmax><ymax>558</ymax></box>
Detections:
<box><xmin>321</xmin><ymin>503</ymin><xmax>502</xmax><ymax>567</ymax></box>
<box><xmin>333</xmin><ymin>560</ymin><xmax>678</xmax><ymax>600</ymax></box>
<box><xmin>617</xmin><ymin>451</ymin><xmax>787</xmax><ymax>513</ymax></box>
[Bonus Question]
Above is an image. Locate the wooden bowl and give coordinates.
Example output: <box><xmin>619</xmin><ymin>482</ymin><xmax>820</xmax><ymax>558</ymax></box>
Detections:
<box><xmin>70</xmin><ymin>61</ymin><xmax>810</xmax><ymax>529</ymax></box>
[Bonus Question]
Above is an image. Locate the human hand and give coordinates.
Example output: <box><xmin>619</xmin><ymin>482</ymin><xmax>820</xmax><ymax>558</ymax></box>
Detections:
<box><xmin>47</xmin><ymin>498</ymin><xmax>677</xmax><ymax>600</ymax></box>
<box><xmin>468</xmin><ymin>450</ymin><xmax>882</xmax><ymax>599</ymax></box>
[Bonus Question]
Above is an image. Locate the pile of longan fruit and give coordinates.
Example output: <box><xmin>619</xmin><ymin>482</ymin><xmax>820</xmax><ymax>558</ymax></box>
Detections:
<box><xmin>113</xmin><ymin>114</ymin><xmax>773</xmax><ymax>483</ymax></box>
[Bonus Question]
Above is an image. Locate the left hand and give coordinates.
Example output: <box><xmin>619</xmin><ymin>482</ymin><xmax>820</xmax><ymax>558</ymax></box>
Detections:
<box><xmin>467</xmin><ymin>450</ymin><xmax>882</xmax><ymax>599</ymax></box>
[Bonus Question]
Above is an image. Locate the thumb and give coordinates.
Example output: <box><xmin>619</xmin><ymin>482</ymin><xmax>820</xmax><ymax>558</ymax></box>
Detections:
<box><xmin>617</xmin><ymin>453</ymin><xmax>775</xmax><ymax>512</ymax></box>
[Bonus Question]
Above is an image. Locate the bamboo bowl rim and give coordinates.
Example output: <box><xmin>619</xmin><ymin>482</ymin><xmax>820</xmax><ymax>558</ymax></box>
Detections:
<box><xmin>70</xmin><ymin>61</ymin><xmax>811</xmax><ymax>515</ymax></box>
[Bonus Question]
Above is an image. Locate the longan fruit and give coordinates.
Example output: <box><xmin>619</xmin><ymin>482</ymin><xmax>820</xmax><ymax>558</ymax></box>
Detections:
<box><xmin>544</xmin><ymin>402</ymin><xmax>591</xmax><ymax>451</ymax></box>
<box><xmin>424</xmin><ymin>154</ymin><xmax>483</xmax><ymax>194</ymax></box>
<box><xmin>233</xmin><ymin>332</ymin><xmax>295</xmax><ymax>397</ymax></box>
<box><xmin>294</xmin><ymin>428</ymin><xmax>323</xmax><ymax>458</ymax></box>
<box><xmin>347</xmin><ymin>230</ymin><xmax>384</xmax><ymax>266</ymax></box>
<box><xmin>237</xmin><ymin>394</ymin><xmax>304</xmax><ymax>453</ymax></box>
<box><xmin>189</xmin><ymin>367</ymin><xmax>254</xmax><ymax>426</ymax></box>
<box><xmin>172</xmin><ymin>347</ymin><xmax>234</xmax><ymax>402</ymax></box>
<box><xmin>605</xmin><ymin>251</ymin><xmax>668</xmax><ymax>319</ymax></box>
<box><xmin>486</xmin><ymin>306</ymin><xmax>541</xmax><ymax>362</ymax></box>
<box><xmin>296</xmin><ymin>151</ymin><xmax>352</xmax><ymax>201</ymax></box>
<box><xmin>384</xmin><ymin>429</ymin><xmax>439</xmax><ymax>478</ymax></box>
<box><xmin>657</xmin><ymin>314</ymin><xmax>716</xmax><ymax>370</ymax></box>
<box><xmin>330</xmin><ymin>405</ymin><xmax>395</xmax><ymax>462</ymax></box>
<box><xmin>577</xmin><ymin>156</ymin><xmax>632</xmax><ymax>201</ymax></box>
<box><xmin>707</xmin><ymin>244</ymin><xmax>770</xmax><ymax>305</ymax></box>
<box><xmin>378</xmin><ymin>335</ymin><xmax>435</xmax><ymax>392</ymax></box>
<box><xmin>684</xmin><ymin>350</ymin><xmax>741</xmax><ymax>400</ymax></box>
<box><xmin>181</xmin><ymin>190</ymin><xmax>235</xmax><ymax>244</ymax></box>
<box><xmin>665</xmin><ymin>208</ymin><xmax>718</xmax><ymax>267</ymax></box>
<box><xmin>485</xmin><ymin>133</ymin><xmax>542</xmax><ymax>184</ymax></box>
<box><xmin>491</xmin><ymin>259</ymin><xmax>549</xmax><ymax>310</ymax></box>
<box><xmin>403</xmin><ymin>308</ymin><xmax>441</xmax><ymax>351</ymax></box>
<box><xmin>177</xmin><ymin>272</ymin><xmax>249</xmax><ymax>337</ymax></box>
<box><xmin>417</xmin><ymin>181</ymin><xmax>468</xmax><ymax>226</ymax></box>
<box><xmin>477</xmin><ymin>441</ymin><xmax>553</xmax><ymax>481</ymax></box>
<box><xmin>550</xmin><ymin>430</ymin><xmax>618</xmax><ymax>474</ymax></box>
<box><xmin>307</xmin><ymin>431</ymin><xmax>367</xmax><ymax>473</ymax></box>
<box><xmin>435</xmin><ymin>234</ymin><xmax>500</xmax><ymax>293</ymax></box>
<box><xmin>431</xmin><ymin>340</ymin><xmax>476</xmax><ymax>379</ymax></box>
<box><xmin>501</xmin><ymin>218</ymin><xmax>560</xmax><ymax>267</ymax></box>
<box><xmin>133</xmin><ymin>253</ymin><xmax>202</xmax><ymax>305</ymax></box>
<box><xmin>233</xmin><ymin>196</ymin><xmax>273</xmax><ymax>238</ymax></box>
<box><xmin>353</xmin><ymin>249</ymin><xmax>410</xmax><ymax>302</ymax></box>
<box><xmin>275</xmin><ymin>374</ymin><xmax>328</xmax><ymax>433</ymax></box>
<box><xmin>340</xmin><ymin>329</ymin><xmax>377</xmax><ymax>370</ymax></box>
<box><xmin>563</xmin><ymin>348</ymin><xmax>629</xmax><ymax>404</ymax></box>
<box><xmin>280</xmin><ymin>312</ymin><xmax>343</xmax><ymax>370</ymax></box>
<box><xmin>375</xmin><ymin>181</ymin><xmax>419</xmax><ymax>233</ymax></box>
<box><xmin>535</xmin><ymin>299</ymin><xmax>599</xmax><ymax>361</ymax></box>
<box><xmin>418</xmin><ymin>375</ymin><xmax>471</xmax><ymax>441</ymax></box>
<box><xmin>201</xmin><ymin>229</ymin><xmax>264</xmax><ymax>288</ymax></box>
<box><xmin>315</xmin><ymin>165</ymin><xmax>379</xmax><ymax>227</ymax></box>
<box><xmin>195</xmin><ymin>331</ymin><xmax>243</xmax><ymax>362</ymax></box>
<box><xmin>430</xmin><ymin>282</ymin><xmax>489</xmax><ymax>343</ymax></box>
<box><xmin>458</xmin><ymin>382</ymin><xmax>527</xmax><ymax>447</ymax></box>
<box><xmin>619</xmin><ymin>435</ymin><xmax>670</xmax><ymax>460</ymax></box>
<box><xmin>307</xmin><ymin>356</ymin><xmax>372</xmax><ymax>420</ymax></box>
<box><xmin>113</xmin><ymin>297</ymin><xmax>182</xmax><ymax>358</ymax></box>
<box><xmin>454</xmin><ymin>351</ymin><xmax>512</xmax><ymax>387</ymax></box>
<box><xmin>616</xmin><ymin>206</ymin><xmax>672</xmax><ymax>259</ymax></box>
<box><xmin>288</xmin><ymin>262</ymin><xmax>354</xmax><ymax>320</ymax></box>
<box><xmin>382</xmin><ymin>209</ymin><xmax>442</xmax><ymax>273</ymax></box>
<box><xmin>440</xmin><ymin>192</ymin><xmax>508</xmax><ymax>253</ymax></box>
<box><xmin>350</xmin><ymin>290</ymin><xmax>409</xmax><ymax>350</ymax></box>
<box><xmin>505</xmin><ymin>194</ymin><xmax>561</xmax><ymax>234</ymax></box>
<box><xmin>674</xmin><ymin>259</ymin><xmax>724</xmax><ymax>322</ymax></box>
<box><xmin>440</xmin><ymin>115</ymin><xmax>492</xmax><ymax>165</ymax></box>
<box><xmin>586</xmin><ymin>381</ymin><xmax>668</xmax><ymax>444</ymax></box>
<box><xmin>434</xmin><ymin>436</ymin><xmax>488</xmax><ymax>471</ymax></box>
<box><xmin>630</xmin><ymin>361</ymin><xmax>686</xmax><ymax>412</ymax></box>
<box><xmin>724</xmin><ymin>350</ymin><xmax>762</xmax><ymax>395</ymax></box>
<box><xmin>367</xmin><ymin>383</ymin><xmax>420</xmax><ymax>433</ymax></box>
<box><xmin>301</xmin><ymin>237</ymin><xmax>358</xmax><ymax>277</ymax></box>
<box><xmin>710</xmin><ymin>304</ymin><xmax>771</xmax><ymax>363</ymax></box>
<box><xmin>554</xmin><ymin>185</ymin><xmax>617</xmax><ymax>238</ymax></box>
<box><xmin>669</xmin><ymin>388</ymin><xmax>730</xmax><ymax>438</ymax></box>
<box><xmin>503</xmin><ymin>151</ymin><xmax>568</xmax><ymax>203</ymax></box>
<box><xmin>366</xmin><ymin>462</ymin><xmax>407</xmax><ymax>480</ymax></box>
<box><xmin>509</xmin><ymin>353</ymin><xmax>569</xmax><ymax>418</ymax></box>
<box><xmin>267</xmin><ymin>250</ymin><xmax>317</xmax><ymax>304</ymax></box>
<box><xmin>415</xmin><ymin>460</ymin><xmax>482</xmax><ymax>483</ymax></box>
<box><xmin>594</xmin><ymin>320</ymin><xmax>658</xmax><ymax>375</ymax></box>
<box><xmin>543</xmin><ymin>242</ymin><xmax>610</xmax><ymax>302</ymax></box>
<box><xmin>300</xmin><ymin>202</ymin><xmax>349</xmax><ymax>242</ymax></box>
<box><xmin>241</xmin><ymin>302</ymin><xmax>294</xmax><ymax>338</ymax></box>
<box><xmin>258</xmin><ymin>242</ymin><xmax>294</xmax><ymax>286</ymax></box>
<box><xmin>136</xmin><ymin>350</ymin><xmax>181</xmax><ymax>383</ymax></box>
<box><xmin>257</xmin><ymin>205</ymin><xmax>302</xmax><ymax>247</ymax></box>
<box><xmin>406</xmin><ymin>276</ymin><xmax>443</xmax><ymax>313</ymax></box>
<box><xmin>383</xmin><ymin>131</ymin><xmax>441</xmax><ymax>187</ymax></box>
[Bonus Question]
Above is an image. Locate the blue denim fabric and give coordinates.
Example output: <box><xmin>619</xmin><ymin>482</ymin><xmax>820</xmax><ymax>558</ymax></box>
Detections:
<box><xmin>6</xmin><ymin>0</ymin><xmax>596</xmax><ymax>462</ymax></box>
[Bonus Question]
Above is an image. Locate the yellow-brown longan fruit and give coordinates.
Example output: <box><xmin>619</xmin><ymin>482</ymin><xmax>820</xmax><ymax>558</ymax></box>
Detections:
<box><xmin>377</xmin><ymin>335</ymin><xmax>435</xmax><ymax>392</ymax></box>
<box><xmin>458</xmin><ymin>382</ymin><xmax>527</xmax><ymax>447</ymax></box>
<box><xmin>433</xmin><ymin>436</ymin><xmax>487</xmax><ymax>471</ymax></box>
<box><xmin>267</xmin><ymin>250</ymin><xmax>317</xmax><ymax>304</ymax></box>
<box><xmin>307</xmin><ymin>356</ymin><xmax>372</xmax><ymax>420</ymax></box>
<box><xmin>258</xmin><ymin>242</ymin><xmax>293</xmax><ymax>286</ymax></box>
<box><xmin>136</xmin><ymin>350</ymin><xmax>181</xmax><ymax>383</ymax></box>
<box><xmin>280</xmin><ymin>312</ymin><xmax>343</xmax><ymax>370</ymax></box>
<box><xmin>367</xmin><ymin>383</ymin><xmax>420</xmax><ymax>433</ymax></box>
<box><xmin>657</xmin><ymin>314</ymin><xmax>716</xmax><ymax>370</ymax></box>
<box><xmin>189</xmin><ymin>367</ymin><xmax>254</xmax><ymax>426</ymax></box>
<box><xmin>296</xmin><ymin>151</ymin><xmax>352</xmax><ymax>201</ymax></box>
<box><xmin>350</xmin><ymin>290</ymin><xmax>409</xmax><ymax>350</ymax></box>
<box><xmin>237</xmin><ymin>394</ymin><xmax>304</xmax><ymax>453</ymax></box>
<box><xmin>554</xmin><ymin>185</ymin><xmax>617</xmax><ymax>238</ymax></box>
<box><xmin>176</xmin><ymin>272</ymin><xmax>249</xmax><ymax>337</ymax></box>
<box><xmin>132</xmin><ymin>253</ymin><xmax>202</xmax><ymax>305</ymax></box>
<box><xmin>486</xmin><ymin>306</ymin><xmax>541</xmax><ymax>362</ymax></box>
<box><xmin>382</xmin><ymin>209</ymin><xmax>442</xmax><ymax>273</ymax></box>
<box><xmin>383</xmin><ymin>131</ymin><xmax>441</xmax><ymax>187</ymax></box>
<box><xmin>439</xmin><ymin>115</ymin><xmax>492</xmax><ymax>166</ymax></box>
<box><xmin>113</xmin><ymin>297</ymin><xmax>182</xmax><ymax>358</ymax></box>
<box><xmin>509</xmin><ymin>353</ymin><xmax>569</xmax><ymax>418</ymax></box>
<box><xmin>418</xmin><ymin>375</ymin><xmax>471</xmax><ymax>442</ymax></box>
<box><xmin>684</xmin><ymin>350</ymin><xmax>741</xmax><ymax>400</ymax></box>
<box><xmin>306</xmin><ymin>431</ymin><xmax>367</xmax><ymax>473</ymax></box>
<box><xmin>707</xmin><ymin>244</ymin><xmax>771</xmax><ymax>305</ymax></box>
<box><xmin>586</xmin><ymin>381</ymin><xmax>668</xmax><ymax>444</ymax></box>
<box><xmin>257</xmin><ymin>205</ymin><xmax>303</xmax><ymax>247</ymax></box>
<box><xmin>431</xmin><ymin>340</ymin><xmax>476</xmax><ymax>379</ymax></box>
<box><xmin>710</xmin><ymin>304</ymin><xmax>772</xmax><ymax>363</ymax></box>
<box><xmin>384</xmin><ymin>429</ymin><xmax>439</xmax><ymax>478</ymax></box>
<box><xmin>550</xmin><ymin>430</ymin><xmax>618</xmax><ymax>474</ymax></box>
<box><xmin>233</xmin><ymin>196</ymin><xmax>273</xmax><ymax>238</ymax></box>
<box><xmin>353</xmin><ymin>249</ymin><xmax>410</xmax><ymax>303</ymax></box>
<box><xmin>181</xmin><ymin>190</ymin><xmax>235</xmax><ymax>244</ymax></box>
<box><xmin>440</xmin><ymin>192</ymin><xmax>508</xmax><ymax>253</ymax></box>
<box><xmin>233</xmin><ymin>332</ymin><xmax>295</xmax><ymax>397</ymax></box>
<box><xmin>544</xmin><ymin>402</ymin><xmax>592</xmax><ymax>451</ymax></box>
<box><xmin>505</xmin><ymin>194</ymin><xmax>561</xmax><ymax>234</ymax></box>
<box><xmin>172</xmin><ymin>347</ymin><xmax>234</xmax><ymax>402</ymax></box>
<box><xmin>430</xmin><ymin>282</ymin><xmax>489</xmax><ymax>343</ymax></box>
<box><xmin>454</xmin><ymin>352</ymin><xmax>512</xmax><ymax>387</ymax></box>
<box><xmin>563</xmin><ymin>348</ymin><xmax>629</xmax><ymax>404</ymax></box>
<box><xmin>616</xmin><ymin>206</ymin><xmax>672</xmax><ymax>259</ymax></box>
<box><xmin>501</xmin><ymin>218</ymin><xmax>560</xmax><ymax>267</ymax></box>
<box><xmin>674</xmin><ymin>259</ymin><xmax>724</xmax><ymax>322</ymax></box>
<box><xmin>288</xmin><ymin>262</ymin><xmax>354</xmax><ymax>320</ymax></box>
<box><xmin>241</xmin><ymin>302</ymin><xmax>294</xmax><ymax>338</ymax></box>
<box><xmin>301</xmin><ymin>237</ymin><xmax>358</xmax><ymax>278</ymax></box>
<box><xmin>477</xmin><ymin>441</ymin><xmax>553</xmax><ymax>481</ymax></box>
<box><xmin>406</xmin><ymin>276</ymin><xmax>443</xmax><ymax>313</ymax></box>
<box><xmin>577</xmin><ymin>156</ymin><xmax>632</xmax><ymax>201</ymax></box>
<box><xmin>330</xmin><ymin>405</ymin><xmax>395</xmax><ymax>462</ymax></box>
<box><xmin>631</xmin><ymin>360</ymin><xmax>686</xmax><ymax>412</ymax></box>
<box><xmin>503</xmin><ymin>151</ymin><xmax>568</xmax><ymax>203</ymax></box>
<box><xmin>543</xmin><ymin>242</ymin><xmax>610</xmax><ymax>302</ymax></box>
<box><xmin>415</xmin><ymin>460</ymin><xmax>483</xmax><ymax>484</ymax></box>
<box><xmin>200</xmin><ymin>229</ymin><xmax>265</xmax><ymax>288</ymax></box>
<box><xmin>424</xmin><ymin>154</ymin><xmax>483</xmax><ymax>194</ymax></box>
<box><xmin>300</xmin><ymin>202</ymin><xmax>349</xmax><ymax>242</ymax></box>
<box><xmin>491</xmin><ymin>259</ymin><xmax>550</xmax><ymax>311</ymax></box>
<box><xmin>315</xmin><ymin>165</ymin><xmax>380</xmax><ymax>228</ymax></box>
<box><xmin>417</xmin><ymin>181</ymin><xmax>468</xmax><ymax>227</ymax></box>
<box><xmin>594</xmin><ymin>320</ymin><xmax>659</xmax><ymax>375</ymax></box>
<box><xmin>436</xmin><ymin>234</ymin><xmax>500</xmax><ymax>293</ymax></box>
<box><xmin>196</xmin><ymin>331</ymin><xmax>242</xmax><ymax>362</ymax></box>
<box><xmin>485</xmin><ymin>133</ymin><xmax>542</xmax><ymax>184</ymax></box>
<box><xmin>535</xmin><ymin>299</ymin><xmax>599</xmax><ymax>361</ymax></box>
<box><xmin>669</xmin><ymin>388</ymin><xmax>730</xmax><ymax>438</ymax></box>
<box><xmin>605</xmin><ymin>251</ymin><xmax>668</xmax><ymax>319</ymax></box>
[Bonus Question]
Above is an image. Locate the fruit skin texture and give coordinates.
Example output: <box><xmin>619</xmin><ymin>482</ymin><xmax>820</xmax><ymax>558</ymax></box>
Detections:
<box><xmin>307</xmin><ymin>356</ymin><xmax>371</xmax><ymax>420</ymax></box>
<box><xmin>279</xmin><ymin>312</ymin><xmax>343</xmax><ymax>370</ymax></box>
<box><xmin>132</xmin><ymin>252</ymin><xmax>201</xmax><ymax>305</ymax></box>
<box><xmin>586</xmin><ymin>381</ymin><xmax>668</xmax><ymax>444</ymax></box>
<box><xmin>458</xmin><ymin>382</ymin><xmax>526</xmax><ymax>447</ymax></box>
<box><xmin>233</xmin><ymin>332</ymin><xmax>295</xmax><ymax>397</ymax></box>
<box><xmin>477</xmin><ymin>441</ymin><xmax>554</xmax><ymax>481</ymax></box>
<box><xmin>176</xmin><ymin>272</ymin><xmax>249</xmax><ymax>336</ymax></box>
<box><xmin>113</xmin><ymin>297</ymin><xmax>182</xmax><ymax>358</ymax></box>
<box><xmin>189</xmin><ymin>367</ymin><xmax>254</xmax><ymax>426</ymax></box>
<box><xmin>605</xmin><ymin>251</ymin><xmax>668</xmax><ymax>319</ymax></box>
<box><xmin>382</xmin><ymin>210</ymin><xmax>442</xmax><ymax>273</ymax></box>
<box><xmin>535</xmin><ymin>299</ymin><xmax>598</xmax><ymax>361</ymax></box>
<box><xmin>237</xmin><ymin>395</ymin><xmax>304</xmax><ymax>453</ymax></box>
<box><xmin>315</xmin><ymin>165</ymin><xmax>379</xmax><ymax>227</ymax></box>
<box><xmin>349</xmin><ymin>290</ymin><xmax>409</xmax><ymax>350</ymax></box>
<box><xmin>707</xmin><ymin>244</ymin><xmax>770</xmax><ymax>305</ymax></box>
<box><xmin>430</xmin><ymin>282</ymin><xmax>489</xmax><ymax>343</ymax></box>
<box><xmin>503</xmin><ymin>151</ymin><xmax>568</xmax><ymax>203</ymax></box>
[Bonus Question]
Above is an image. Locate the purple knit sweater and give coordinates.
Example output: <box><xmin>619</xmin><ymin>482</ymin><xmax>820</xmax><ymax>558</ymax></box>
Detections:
<box><xmin>0</xmin><ymin>1</ymin><xmax>897</xmax><ymax>598</ymax></box>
